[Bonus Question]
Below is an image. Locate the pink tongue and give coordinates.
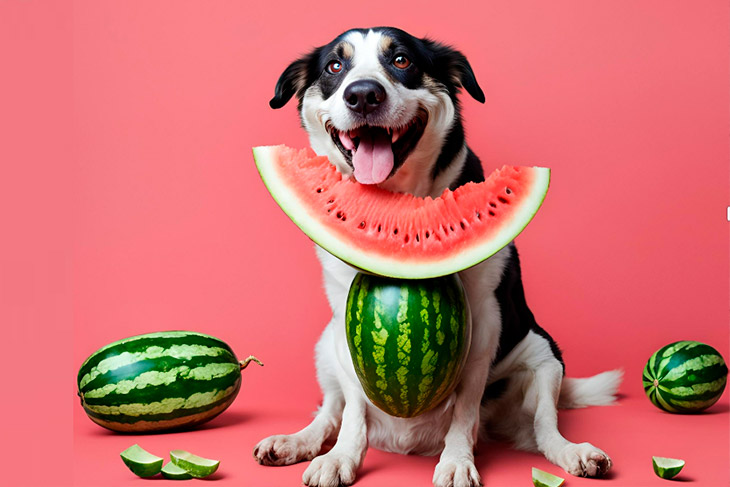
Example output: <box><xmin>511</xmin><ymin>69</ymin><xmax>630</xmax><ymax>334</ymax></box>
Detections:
<box><xmin>352</xmin><ymin>129</ymin><xmax>394</xmax><ymax>184</ymax></box>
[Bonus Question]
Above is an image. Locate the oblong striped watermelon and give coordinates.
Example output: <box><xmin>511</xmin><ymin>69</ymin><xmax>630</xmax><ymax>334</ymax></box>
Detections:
<box><xmin>77</xmin><ymin>331</ymin><xmax>261</xmax><ymax>432</ymax></box>
<box><xmin>345</xmin><ymin>272</ymin><xmax>469</xmax><ymax>417</ymax></box>
<box><xmin>252</xmin><ymin>145</ymin><xmax>549</xmax><ymax>279</ymax></box>
<box><xmin>643</xmin><ymin>340</ymin><xmax>727</xmax><ymax>413</ymax></box>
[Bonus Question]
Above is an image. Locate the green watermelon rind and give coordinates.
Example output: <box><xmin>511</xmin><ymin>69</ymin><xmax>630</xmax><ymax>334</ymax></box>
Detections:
<box><xmin>77</xmin><ymin>331</ymin><xmax>243</xmax><ymax>432</ymax></box>
<box><xmin>77</xmin><ymin>330</ymin><xmax>227</xmax><ymax>378</ymax></box>
<box><xmin>252</xmin><ymin>145</ymin><xmax>550</xmax><ymax>279</ymax></box>
<box><xmin>345</xmin><ymin>273</ymin><xmax>471</xmax><ymax>417</ymax></box>
<box><xmin>120</xmin><ymin>444</ymin><xmax>164</xmax><ymax>478</ymax></box>
<box><xmin>161</xmin><ymin>461</ymin><xmax>194</xmax><ymax>480</ymax></box>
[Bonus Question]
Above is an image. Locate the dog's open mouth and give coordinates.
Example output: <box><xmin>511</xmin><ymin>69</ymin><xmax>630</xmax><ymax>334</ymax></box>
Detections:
<box><xmin>328</xmin><ymin>111</ymin><xmax>427</xmax><ymax>184</ymax></box>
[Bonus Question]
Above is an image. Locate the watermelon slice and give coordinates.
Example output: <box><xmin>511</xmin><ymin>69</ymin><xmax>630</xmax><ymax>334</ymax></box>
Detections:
<box><xmin>252</xmin><ymin>145</ymin><xmax>550</xmax><ymax>279</ymax></box>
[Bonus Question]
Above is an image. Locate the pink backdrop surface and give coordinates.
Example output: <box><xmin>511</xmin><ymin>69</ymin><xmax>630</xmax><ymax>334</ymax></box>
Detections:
<box><xmin>2</xmin><ymin>1</ymin><xmax>728</xmax><ymax>486</ymax></box>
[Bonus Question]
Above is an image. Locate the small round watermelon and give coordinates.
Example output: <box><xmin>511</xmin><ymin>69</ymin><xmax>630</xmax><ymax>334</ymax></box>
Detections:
<box><xmin>345</xmin><ymin>272</ymin><xmax>470</xmax><ymax>418</ymax></box>
<box><xmin>643</xmin><ymin>340</ymin><xmax>727</xmax><ymax>413</ymax></box>
<box><xmin>77</xmin><ymin>331</ymin><xmax>262</xmax><ymax>432</ymax></box>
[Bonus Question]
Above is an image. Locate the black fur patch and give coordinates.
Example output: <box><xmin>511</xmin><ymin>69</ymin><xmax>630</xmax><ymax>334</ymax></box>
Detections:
<box><xmin>431</xmin><ymin>118</ymin><xmax>467</xmax><ymax>183</ymax></box>
<box><xmin>482</xmin><ymin>377</ymin><xmax>509</xmax><ymax>402</ymax></box>
<box><xmin>493</xmin><ymin>244</ymin><xmax>565</xmax><ymax>372</ymax></box>
<box><xmin>270</xmin><ymin>36</ymin><xmax>357</xmax><ymax>109</ymax></box>
<box><xmin>269</xmin><ymin>48</ymin><xmax>322</xmax><ymax>110</ymax></box>
<box><xmin>316</xmin><ymin>42</ymin><xmax>353</xmax><ymax>101</ymax></box>
<box><xmin>374</xmin><ymin>28</ymin><xmax>428</xmax><ymax>90</ymax></box>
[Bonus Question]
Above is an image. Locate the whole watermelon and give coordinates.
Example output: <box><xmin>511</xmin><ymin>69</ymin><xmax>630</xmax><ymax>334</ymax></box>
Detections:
<box><xmin>643</xmin><ymin>340</ymin><xmax>727</xmax><ymax>413</ymax></box>
<box><xmin>345</xmin><ymin>272</ymin><xmax>470</xmax><ymax>417</ymax></box>
<box><xmin>77</xmin><ymin>331</ymin><xmax>262</xmax><ymax>432</ymax></box>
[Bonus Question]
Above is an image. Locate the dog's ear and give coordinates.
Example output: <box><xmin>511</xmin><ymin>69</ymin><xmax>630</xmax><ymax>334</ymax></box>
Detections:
<box><xmin>269</xmin><ymin>59</ymin><xmax>307</xmax><ymax>109</ymax></box>
<box><xmin>450</xmin><ymin>54</ymin><xmax>485</xmax><ymax>103</ymax></box>
<box><xmin>423</xmin><ymin>40</ymin><xmax>485</xmax><ymax>104</ymax></box>
<box><xmin>269</xmin><ymin>48</ymin><xmax>321</xmax><ymax>109</ymax></box>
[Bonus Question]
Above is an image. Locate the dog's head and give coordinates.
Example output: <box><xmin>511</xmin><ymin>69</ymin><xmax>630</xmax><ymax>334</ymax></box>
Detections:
<box><xmin>270</xmin><ymin>27</ymin><xmax>484</xmax><ymax>192</ymax></box>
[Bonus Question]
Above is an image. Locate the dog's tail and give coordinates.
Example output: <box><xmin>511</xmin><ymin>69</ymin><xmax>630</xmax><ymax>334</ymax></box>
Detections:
<box><xmin>558</xmin><ymin>369</ymin><xmax>623</xmax><ymax>409</ymax></box>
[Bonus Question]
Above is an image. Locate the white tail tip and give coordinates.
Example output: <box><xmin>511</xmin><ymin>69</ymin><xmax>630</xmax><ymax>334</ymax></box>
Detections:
<box><xmin>559</xmin><ymin>369</ymin><xmax>624</xmax><ymax>409</ymax></box>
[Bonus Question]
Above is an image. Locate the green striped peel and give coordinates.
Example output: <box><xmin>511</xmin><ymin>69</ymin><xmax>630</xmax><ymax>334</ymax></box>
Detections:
<box><xmin>643</xmin><ymin>340</ymin><xmax>727</xmax><ymax>413</ymax></box>
<box><xmin>345</xmin><ymin>272</ymin><xmax>469</xmax><ymax>418</ymax></box>
<box><xmin>77</xmin><ymin>331</ymin><xmax>261</xmax><ymax>432</ymax></box>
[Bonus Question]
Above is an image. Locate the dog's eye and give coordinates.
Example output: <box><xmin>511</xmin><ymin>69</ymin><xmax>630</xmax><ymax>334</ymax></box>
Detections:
<box><xmin>326</xmin><ymin>61</ymin><xmax>343</xmax><ymax>74</ymax></box>
<box><xmin>393</xmin><ymin>55</ymin><xmax>411</xmax><ymax>69</ymax></box>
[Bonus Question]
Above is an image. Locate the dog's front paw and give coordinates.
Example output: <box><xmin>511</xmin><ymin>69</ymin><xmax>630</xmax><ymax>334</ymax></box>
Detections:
<box><xmin>302</xmin><ymin>452</ymin><xmax>358</xmax><ymax>487</ymax></box>
<box><xmin>433</xmin><ymin>457</ymin><xmax>482</xmax><ymax>487</ymax></box>
<box><xmin>253</xmin><ymin>434</ymin><xmax>319</xmax><ymax>466</ymax></box>
<box><xmin>556</xmin><ymin>442</ymin><xmax>612</xmax><ymax>477</ymax></box>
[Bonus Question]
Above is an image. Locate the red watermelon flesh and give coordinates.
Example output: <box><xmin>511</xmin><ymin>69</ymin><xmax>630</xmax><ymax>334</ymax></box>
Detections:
<box><xmin>252</xmin><ymin>145</ymin><xmax>550</xmax><ymax>279</ymax></box>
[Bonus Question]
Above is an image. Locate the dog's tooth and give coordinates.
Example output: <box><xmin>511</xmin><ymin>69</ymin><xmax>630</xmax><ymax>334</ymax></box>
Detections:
<box><xmin>392</xmin><ymin>128</ymin><xmax>401</xmax><ymax>143</ymax></box>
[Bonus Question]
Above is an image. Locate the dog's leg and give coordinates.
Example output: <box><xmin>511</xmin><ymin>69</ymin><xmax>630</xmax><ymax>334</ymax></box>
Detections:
<box><xmin>433</xmin><ymin>287</ymin><xmax>502</xmax><ymax>486</ymax></box>
<box><xmin>254</xmin><ymin>323</ymin><xmax>344</xmax><ymax>466</ymax></box>
<box><xmin>253</xmin><ymin>394</ymin><xmax>343</xmax><ymax>466</ymax></box>
<box><xmin>302</xmin><ymin>382</ymin><xmax>368</xmax><ymax>487</ymax></box>
<box><xmin>532</xmin><ymin>362</ymin><xmax>612</xmax><ymax>477</ymax></box>
<box><xmin>433</xmin><ymin>361</ymin><xmax>488</xmax><ymax>487</ymax></box>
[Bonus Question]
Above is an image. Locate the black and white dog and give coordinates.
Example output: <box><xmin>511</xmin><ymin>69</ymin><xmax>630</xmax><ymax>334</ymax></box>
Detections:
<box><xmin>255</xmin><ymin>27</ymin><xmax>622</xmax><ymax>487</ymax></box>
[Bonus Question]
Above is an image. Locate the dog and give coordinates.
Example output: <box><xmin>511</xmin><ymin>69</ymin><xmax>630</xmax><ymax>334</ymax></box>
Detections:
<box><xmin>254</xmin><ymin>27</ymin><xmax>622</xmax><ymax>487</ymax></box>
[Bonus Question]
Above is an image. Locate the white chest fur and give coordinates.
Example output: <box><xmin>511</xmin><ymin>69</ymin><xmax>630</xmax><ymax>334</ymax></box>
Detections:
<box><xmin>314</xmin><ymin>245</ymin><xmax>509</xmax><ymax>455</ymax></box>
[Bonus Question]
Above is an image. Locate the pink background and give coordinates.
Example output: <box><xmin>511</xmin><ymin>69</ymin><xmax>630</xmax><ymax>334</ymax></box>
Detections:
<box><xmin>2</xmin><ymin>1</ymin><xmax>728</xmax><ymax>486</ymax></box>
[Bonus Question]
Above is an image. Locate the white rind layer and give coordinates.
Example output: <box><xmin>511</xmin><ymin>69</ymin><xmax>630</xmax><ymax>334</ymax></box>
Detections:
<box><xmin>252</xmin><ymin>145</ymin><xmax>550</xmax><ymax>279</ymax></box>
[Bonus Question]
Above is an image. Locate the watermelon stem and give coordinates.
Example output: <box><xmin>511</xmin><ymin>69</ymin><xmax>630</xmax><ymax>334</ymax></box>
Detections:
<box><xmin>239</xmin><ymin>356</ymin><xmax>264</xmax><ymax>370</ymax></box>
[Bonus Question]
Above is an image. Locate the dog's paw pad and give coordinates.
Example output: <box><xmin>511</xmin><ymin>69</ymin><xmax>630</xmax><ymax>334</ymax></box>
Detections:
<box><xmin>253</xmin><ymin>434</ymin><xmax>317</xmax><ymax>466</ymax></box>
<box><xmin>433</xmin><ymin>458</ymin><xmax>482</xmax><ymax>487</ymax></box>
<box><xmin>303</xmin><ymin>453</ymin><xmax>357</xmax><ymax>487</ymax></box>
<box><xmin>558</xmin><ymin>442</ymin><xmax>612</xmax><ymax>477</ymax></box>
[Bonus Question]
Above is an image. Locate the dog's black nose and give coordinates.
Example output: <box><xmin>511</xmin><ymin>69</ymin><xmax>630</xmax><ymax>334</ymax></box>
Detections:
<box><xmin>343</xmin><ymin>79</ymin><xmax>386</xmax><ymax>115</ymax></box>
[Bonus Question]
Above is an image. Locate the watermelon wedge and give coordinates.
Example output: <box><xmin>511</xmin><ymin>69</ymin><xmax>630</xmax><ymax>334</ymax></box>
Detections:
<box><xmin>252</xmin><ymin>145</ymin><xmax>549</xmax><ymax>279</ymax></box>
